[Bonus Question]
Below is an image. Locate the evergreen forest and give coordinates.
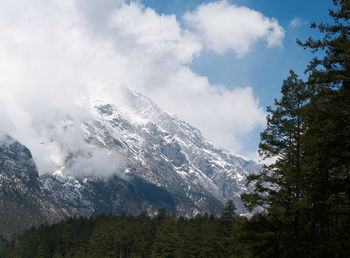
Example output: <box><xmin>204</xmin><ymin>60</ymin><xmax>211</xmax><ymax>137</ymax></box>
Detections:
<box><xmin>1</xmin><ymin>202</ymin><xmax>252</xmax><ymax>258</ymax></box>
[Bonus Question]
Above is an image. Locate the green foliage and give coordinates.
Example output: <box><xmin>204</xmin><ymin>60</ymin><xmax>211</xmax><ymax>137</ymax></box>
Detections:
<box><xmin>298</xmin><ymin>1</ymin><xmax>350</xmax><ymax>256</ymax></box>
<box><xmin>242</xmin><ymin>70</ymin><xmax>309</xmax><ymax>256</ymax></box>
<box><xmin>35</xmin><ymin>242</ymin><xmax>50</xmax><ymax>258</ymax></box>
<box><xmin>221</xmin><ymin>199</ymin><xmax>237</xmax><ymax>221</ymax></box>
<box><xmin>4</xmin><ymin>209</ymin><xmax>250</xmax><ymax>258</ymax></box>
<box><xmin>242</xmin><ymin>1</ymin><xmax>350</xmax><ymax>257</ymax></box>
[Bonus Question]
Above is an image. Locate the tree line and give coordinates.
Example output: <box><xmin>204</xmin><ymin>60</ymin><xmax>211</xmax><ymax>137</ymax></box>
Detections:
<box><xmin>2</xmin><ymin>201</ymin><xmax>253</xmax><ymax>257</ymax></box>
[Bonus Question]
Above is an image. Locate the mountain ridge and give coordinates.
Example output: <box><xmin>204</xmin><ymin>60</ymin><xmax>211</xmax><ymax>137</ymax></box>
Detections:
<box><xmin>0</xmin><ymin>88</ymin><xmax>260</xmax><ymax>238</ymax></box>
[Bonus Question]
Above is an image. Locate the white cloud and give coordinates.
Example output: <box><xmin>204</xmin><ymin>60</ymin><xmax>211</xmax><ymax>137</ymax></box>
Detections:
<box><xmin>148</xmin><ymin>68</ymin><xmax>265</xmax><ymax>153</ymax></box>
<box><xmin>289</xmin><ymin>17</ymin><xmax>303</xmax><ymax>28</ymax></box>
<box><xmin>76</xmin><ymin>0</ymin><xmax>125</xmax><ymax>29</ymax></box>
<box><xmin>183</xmin><ymin>0</ymin><xmax>285</xmax><ymax>56</ymax></box>
<box><xmin>108</xmin><ymin>2</ymin><xmax>202</xmax><ymax>64</ymax></box>
<box><xmin>0</xmin><ymin>0</ymin><xmax>268</xmax><ymax>174</ymax></box>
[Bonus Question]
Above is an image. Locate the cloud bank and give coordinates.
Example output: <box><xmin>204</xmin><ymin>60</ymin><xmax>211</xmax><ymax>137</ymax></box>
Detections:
<box><xmin>0</xmin><ymin>0</ymin><xmax>282</xmax><ymax>175</ymax></box>
<box><xmin>184</xmin><ymin>0</ymin><xmax>285</xmax><ymax>56</ymax></box>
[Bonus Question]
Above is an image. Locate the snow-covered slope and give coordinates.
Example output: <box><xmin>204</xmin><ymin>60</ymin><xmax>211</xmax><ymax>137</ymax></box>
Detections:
<box><xmin>42</xmin><ymin>88</ymin><xmax>260</xmax><ymax>216</ymax></box>
<box><xmin>0</xmin><ymin>88</ymin><xmax>261</xmax><ymax>238</ymax></box>
<box><xmin>0</xmin><ymin>134</ymin><xmax>176</xmax><ymax>238</ymax></box>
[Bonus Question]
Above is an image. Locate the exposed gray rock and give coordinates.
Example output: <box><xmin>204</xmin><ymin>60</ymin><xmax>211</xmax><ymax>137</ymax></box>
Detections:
<box><xmin>0</xmin><ymin>89</ymin><xmax>261</xmax><ymax>238</ymax></box>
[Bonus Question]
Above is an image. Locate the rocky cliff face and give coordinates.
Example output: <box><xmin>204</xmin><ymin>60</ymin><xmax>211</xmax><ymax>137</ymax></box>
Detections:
<box><xmin>0</xmin><ymin>135</ymin><xmax>75</xmax><ymax>239</ymax></box>
<box><xmin>41</xmin><ymin>172</ymin><xmax>176</xmax><ymax>217</ymax></box>
<box><xmin>74</xmin><ymin>89</ymin><xmax>260</xmax><ymax>216</ymax></box>
<box><xmin>0</xmin><ymin>135</ymin><xmax>176</xmax><ymax>239</ymax></box>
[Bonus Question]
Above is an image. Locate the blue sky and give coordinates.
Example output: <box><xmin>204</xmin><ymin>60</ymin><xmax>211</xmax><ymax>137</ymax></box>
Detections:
<box><xmin>140</xmin><ymin>0</ymin><xmax>334</xmax><ymax>155</ymax></box>
<box><xmin>143</xmin><ymin>0</ymin><xmax>333</xmax><ymax>106</ymax></box>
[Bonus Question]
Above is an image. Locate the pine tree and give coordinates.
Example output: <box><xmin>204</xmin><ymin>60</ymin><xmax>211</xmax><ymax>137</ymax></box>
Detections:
<box><xmin>242</xmin><ymin>1</ymin><xmax>350</xmax><ymax>256</ymax></box>
<box><xmin>151</xmin><ymin>216</ymin><xmax>182</xmax><ymax>258</ymax></box>
<box><xmin>35</xmin><ymin>241</ymin><xmax>50</xmax><ymax>258</ymax></box>
<box><xmin>297</xmin><ymin>1</ymin><xmax>350</xmax><ymax>256</ymax></box>
<box><xmin>242</xmin><ymin>70</ymin><xmax>309</xmax><ymax>256</ymax></box>
<box><xmin>221</xmin><ymin>199</ymin><xmax>236</xmax><ymax>221</ymax></box>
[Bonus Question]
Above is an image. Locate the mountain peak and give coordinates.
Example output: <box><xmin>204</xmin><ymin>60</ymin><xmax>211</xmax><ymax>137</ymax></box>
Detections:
<box><xmin>81</xmin><ymin>89</ymin><xmax>260</xmax><ymax>215</ymax></box>
<box><xmin>0</xmin><ymin>89</ymin><xmax>260</xmax><ymax>239</ymax></box>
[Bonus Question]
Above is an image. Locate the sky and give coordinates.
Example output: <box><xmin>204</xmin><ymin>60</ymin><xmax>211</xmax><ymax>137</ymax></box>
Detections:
<box><xmin>0</xmin><ymin>0</ymin><xmax>334</xmax><ymax>173</ymax></box>
<box><xmin>141</xmin><ymin>0</ymin><xmax>334</xmax><ymax>157</ymax></box>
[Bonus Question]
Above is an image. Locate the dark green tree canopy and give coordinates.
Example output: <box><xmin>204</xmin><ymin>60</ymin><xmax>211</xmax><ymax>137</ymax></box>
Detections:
<box><xmin>242</xmin><ymin>1</ymin><xmax>350</xmax><ymax>256</ymax></box>
<box><xmin>221</xmin><ymin>199</ymin><xmax>237</xmax><ymax>220</ymax></box>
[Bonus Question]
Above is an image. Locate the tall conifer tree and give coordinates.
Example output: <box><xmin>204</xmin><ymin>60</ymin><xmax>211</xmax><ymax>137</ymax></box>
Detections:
<box><xmin>242</xmin><ymin>70</ymin><xmax>309</xmax><ymax>256</ymax></box>
<box><xmin>297</xmin><ymin>0</ymin><xmax>350</xmax><ymax>255</ymax></box>
<box><xmin>243</xmin><ymin>1</ymin><xmax>350</xmax><ymax>256</ymax></box>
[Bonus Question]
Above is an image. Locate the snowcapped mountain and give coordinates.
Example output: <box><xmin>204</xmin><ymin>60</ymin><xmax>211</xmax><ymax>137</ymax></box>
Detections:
<box><xmin>42</xmin><ymin>88</ymin><xmax>260</xmax><ymax>215</ymax></box>
<box><xmin>0</xmin><ymin>88</ymin><xmax>260</xmax><ymax>237</ymax></box>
